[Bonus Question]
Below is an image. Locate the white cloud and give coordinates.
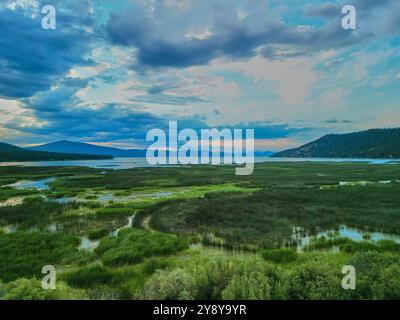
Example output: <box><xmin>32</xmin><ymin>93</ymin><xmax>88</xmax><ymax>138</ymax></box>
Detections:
<box><xmin>220</xmin><ymin>55</ymin><xmax>319</xmax><ymax>105</ymax></box>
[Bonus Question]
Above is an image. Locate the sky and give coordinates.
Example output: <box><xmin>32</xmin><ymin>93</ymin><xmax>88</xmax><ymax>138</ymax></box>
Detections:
<box><xmin>0</xmin><ymin>0</ymin><xmax>399</xmax><ymax>151</ymax></box>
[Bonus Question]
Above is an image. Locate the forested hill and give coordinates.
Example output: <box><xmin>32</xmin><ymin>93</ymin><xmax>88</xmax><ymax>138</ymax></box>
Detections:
<box><xmin>272</xmin><ymin>128</ymin><xmax>400</xmax><ymax>159</ymax></box>
<box><xmin>0</xmin><ymin>142</ymin><xmax>113</xmax><ymax>162</ymax></box>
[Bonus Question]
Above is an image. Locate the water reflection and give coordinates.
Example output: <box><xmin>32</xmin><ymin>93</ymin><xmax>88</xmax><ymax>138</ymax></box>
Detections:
<box><xmin>6</xmin><ymin>178</ymin><xmax>56</xmax><ymax>190</ymax></box>
<box><xmin>290</xmin><ymin>225</ymin><xmax>400</xmax><ymax>251</ymax></box>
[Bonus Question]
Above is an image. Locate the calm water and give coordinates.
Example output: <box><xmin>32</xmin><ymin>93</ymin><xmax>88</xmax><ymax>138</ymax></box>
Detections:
<box><xmin>0</xmin><ymin>157</ymin><xmax>398</xmax><ymax>170</ymax></box>
<box><xmin>293</xmin><ymin>225</ymin><xmax>400</xmax><ymax>251</ymax></box>
<box><xmin>6</xmin><ymin>177</ymin><xmax>56</xmax><ymax>190</ymax></box>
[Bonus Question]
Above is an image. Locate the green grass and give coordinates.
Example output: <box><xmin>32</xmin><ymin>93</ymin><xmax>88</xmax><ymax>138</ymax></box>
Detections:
<box><xmin>0</xmin><ymin>197</ymin><xmax>79</xmax><ymax>229</ymax></box>
<box><xmin>95</xmin><ymin>228</ymin><xmax>189</xmax><ymax>267</ymax></box>
<box><xmin>0</xmin><ymin>187</ymin><xmax>36</xmax><ymax>201</ymax></box>
<box><xmin>0</xmin><ymin>231</ymin><xmax>80</xmax><ymax>282</ymax></box>
<box><xmin>143</xmin><ymin>184</ymin><xmax>400</xmax><ymax>247</ymax></box>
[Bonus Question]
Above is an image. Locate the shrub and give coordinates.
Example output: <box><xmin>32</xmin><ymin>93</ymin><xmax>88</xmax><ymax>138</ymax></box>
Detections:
<box><xmin>141</xmin><ymin>268</ymin><xmax>196</xmax><ymax>300</ymax></box>
<box><xmin>142</xmin><ymin>258</ymin><xmax>170</xmax><ymax>275</ymax></box>
<box><xmin>190</xmin><ymin>259</ymin><xmax>236</xmax><ymax>300</ymax></box>
<box><xmin>287</xmin><ymin>265</ymin><xmax>343</xmax><ymax>299</ymax></box>
<box><xmin>222</xmin><ymin>271</ymin><xmax>271</xmax><ymax>300</ymax></box>
<box><xmin>372</xmin><ymin>265</ymin><xmax>400</xmax><ymax>299</ymax></box>
<box><xmin>1</xmin><ymin>278</ymin><xmax>86</xmax><ymax>300</ymax></box>
<box><xmin>1</xmin><ymin>278</ymin><xmax>50</xmax><ymax>300</ymax></box>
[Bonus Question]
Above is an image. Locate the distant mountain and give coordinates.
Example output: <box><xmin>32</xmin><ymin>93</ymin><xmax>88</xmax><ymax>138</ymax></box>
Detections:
<box><xmin>28</xmin><ymin>140</ymin><xmax>146</xmax><ymax>158</ymax></box>
<box><xmin>0</xmin><ymin>142</ymin><xmax>112</xmax><ymax>162</ymax></box>
<box><xmin>272</xmin><ymin>128</ymin><xmax>400</xmax><ymax>159</ymax></box>
<box><xmin>28</xmin><ymin>140</ymin><xmax>272</xmax><ymax>158</ymax></box>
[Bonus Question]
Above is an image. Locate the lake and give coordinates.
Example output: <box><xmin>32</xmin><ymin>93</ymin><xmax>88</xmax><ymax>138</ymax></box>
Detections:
<box><xmin>0</xmin><ymin>157</ymin><xmax>398</xmax><ymax>170</ymax></box>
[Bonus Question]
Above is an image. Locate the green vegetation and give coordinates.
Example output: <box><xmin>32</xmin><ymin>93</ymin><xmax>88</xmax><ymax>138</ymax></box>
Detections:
<box><xmin>0</xmin><ymin>142</ymin><xmax>112</xmax><ymax>162</ymax></box>
<box><xmin>65</xmin><ymin>265</ymin><xmax>116</xmax><ymax>289</ymax></box>
<box><xmin>272</xmin><ymin>128</ymin><xmax>400</xmax><ymax>158</ymax></box>
<box><xmin>95</xmin><ymin>228</ymin><xmax>188</xmax><ymax>267</ymax></box>
<box><xmin>143</xmin><ymin>184</ymin><xmax>400</xmax><ymax>247</ymax></box>
<box><xmin>0</xmin><ymin>187</ymin><xmax>35</xmax><ymax>201</ymax></box>
<box><xmin>0</xmin><ymin>231</ymin><xmax>80</xmax><ymax>282</ymax></box>
<box><xmin>0</xmin><ymin>197</ymin><xmax>79</xmax><ymax>229</ymax></box>
<box><xmin>1</xmin><ymin>162</ymin><xmax>400</xmax><ymax>300</ymax></box>
<box><xmin>88</xmin><ymin>228</ymin><xmax>109</xmax><ymax>240</ymax></box>
<box><xmin>261</xmin><ymin>249</ymin><xmax>298</xmax><ymax>264</ymax></box>
<box><xmin>0</xmin><ymin>278</ymin><xmax>87</xmax><ymax>300</ymax></box>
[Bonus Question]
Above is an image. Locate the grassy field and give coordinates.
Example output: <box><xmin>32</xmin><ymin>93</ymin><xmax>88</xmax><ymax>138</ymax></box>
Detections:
<box><xmin>0</xmin><ymin>162</ymin><xmax>400</xmax><ymax>300</ymax></box>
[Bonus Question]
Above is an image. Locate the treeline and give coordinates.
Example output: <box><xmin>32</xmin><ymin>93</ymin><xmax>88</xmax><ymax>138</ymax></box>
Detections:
<box><xmin>0</xmin><ymin>142</ymin><xmax>112</xmax><ymax>162</ymax></box>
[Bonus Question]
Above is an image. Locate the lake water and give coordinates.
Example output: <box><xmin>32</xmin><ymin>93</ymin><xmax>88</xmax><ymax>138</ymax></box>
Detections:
<box><xmin>293</xmin><ymin>225</ymin><xmax>400</xmax><ymax>251</ymax></box>
<box><xmin>0</xmin><ymin>157</ymin><xmax>398</xmax><ymax>170</ymax></box>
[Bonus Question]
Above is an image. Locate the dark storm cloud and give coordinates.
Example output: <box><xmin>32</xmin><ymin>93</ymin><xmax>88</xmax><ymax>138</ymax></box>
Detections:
<box><xmin>0</xmin><ymin>7</ymin><xmax>94</xmax><ymax>99</ymax></box>
<box><xmin>5</xmin><ymin>76</ymin><xmax>210</xmax><ymax>143</ymax></box>
<box><xmin>106</xmin><ymin>14</ymin><xmax>280</xmax><ymax>69</ymax></box>
<box><xmin>104</xmin><ymin>1</ymin><xmax>399</xmax><ymax>70</ymax></box>
<box><xmin>306</xmin><ymin>2</ymin><xmax>339</xmax><ymax>19</ymax></box>
<box><xmin>229</xmin><ymin>122</ymin><xmax>314</xmax><ymax>140</ymax></box>
<box><xmin>6</xmin><ymin>73</ymin><xmax>310</xmax><ymax>143</ymax></box>
<box><xmin>106</xmin><ymin>10</ymin><xmax>365</xmax><ymax>70</ymax></box>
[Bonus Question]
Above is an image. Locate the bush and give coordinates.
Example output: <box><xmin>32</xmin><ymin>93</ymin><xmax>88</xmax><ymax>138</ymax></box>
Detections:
<box><xmin>222</xmin><ymin>271</ymin><xmax>271</xmax><ymax>300</ymax></box>
<box><xmin>141</xmin><ymin>268</ymin><xmax>196</xmax><ymax>300</ymax></box>
<box><xmin>142</xmin><ymin>258</ymin><xmax>170</xmax><ymax>275</ymax></box>
<box><xmin>1</xmin><ymin>278</ymin><xmax>86</xmax><ymax>300</ymax></box>
<box><xmin>190</xmin><ymin>258</ymin><xmax>237</xmax><ymax>300</ymax></box>
<box><xmin>287</xmin><ymin>265</ymin><xmax>343</xmax><ymax>299</ymax></box>
<box><xmin>1</xmin><ymin>278</ymin><xmax>50</xmax><ymax>300</ymax></box>
<box><xmin>261</xmin><ymin>249</ymin><xmax>298</xmax><ymax>264</ymax></box>
<box><xmin>372</xmin><ymin>265</ymin><xmax>400</xmax><ymax>299</ymax></box>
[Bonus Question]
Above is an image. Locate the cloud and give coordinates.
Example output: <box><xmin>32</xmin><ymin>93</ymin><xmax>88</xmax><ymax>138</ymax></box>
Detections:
<box><xmin>222</xmin><ymin>55</ymin><xmax>319</xmax><ymax>105</ymax></box>
<box><xmin>0</xmin><ymin>5</ymin><xmax>94</xmax><ymax>99</ymax></box>
<box><xmin>306</xmin><ymin>2</ymin><xmax>339</xmax><ymax>19</ymax></box>
<box><xmin>1</xmin><ymin>0</ymin><xmax>399</xmax><ymax>148</ymax></box>
<box><xmin>230</xmin><ymin>121</ymin><xmax>314</xmax><ymax>140</ymax></box>
<box><xmin>104</xmin><ymin>0</ymin><xmax>379</xmax><ymax>71</ymax></box>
